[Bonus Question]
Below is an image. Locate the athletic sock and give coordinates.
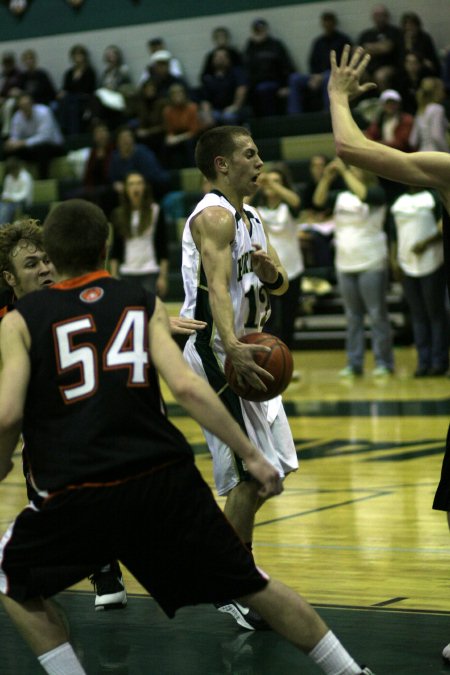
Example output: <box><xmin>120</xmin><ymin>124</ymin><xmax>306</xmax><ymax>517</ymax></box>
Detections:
<box><xmin>38</xmin><ymin>642</ymin><xmax>86</xmax><ymax>675</ymax></box>
<box><xmin>308</xmin><ymin>630</ymin><xmax>361</xmax><ymax>675</ymax></box>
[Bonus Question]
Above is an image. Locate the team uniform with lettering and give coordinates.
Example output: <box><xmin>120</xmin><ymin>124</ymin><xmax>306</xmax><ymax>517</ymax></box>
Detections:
<box><xmin>0</xmin><ymin>271</ymin><xmax>267</xmax><ymax>613</ymax></box>
<box><xmin>181</xmin><ymin>190</ymin><xmax>298</xmax><ymax>495</ymax></box>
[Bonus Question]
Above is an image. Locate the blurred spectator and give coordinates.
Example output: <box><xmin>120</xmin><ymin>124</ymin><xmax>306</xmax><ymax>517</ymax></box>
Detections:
<box><xmin>199</xmin><ymin>47</ymin><xmax>248</xmax><ymax>126</ymax></box>
<box><xmin>139</xmin><ymin>49</ymin><xmax>186</xmax><ymax>98</ymax></box>
<box><xmin>92</xmin><ymin>45</ymin><xmax>134</xmax><ymax>129</ymax></box>
<box><xmin>391</xmin><ymin>187</ymin><xmax>448</xmax><ymax>376</ymax></box>
<box><xmin>365</xmin><ymin>89</ymin><xmax>414</xmax><ymax>202</ymax></box>
<box><xmin>4</xmin><ymin>93</ymin><xmax>65</xmax><ymax>178</ymax></box>
<box><xmin>18</xmin><ymin>49</ymin><xmax>56</xmax><ymax>106</ymax></box>
<box><xmin>0</xmin><ymin>52</ymin><xmax>22</xmax><ymax>138</ymax></box>
<box><xmin>66</xmin><ymin>122</ymin><xmax>116</xmax><ymax>215</ymax></box>
<box><xmin>243</xmin><ymin>18</ymin><xmax>295</xmax><ymax>116</ymax></box>
<box><xmin>409</xmin><ymin>77</ymin><xmax>450</xmax><ymax>152</ymax></box>
<box><xmin>132</xmin><ymin>79</ymin><xmax>167</xmax><ymax>157</ymax></box>
<box><xmin>0</xmin><ymin>157</ymin><xmax>33</xmax><ymax>225</ymax></box>
<box><xmin>314</xmin><ymin>158</ymin><xmax>394</xmax><ymax>377</ymax></box>
<box><xmin>108</xmin><ymin>126</ymin><xmax>170</xmax><ymax>199</ymax></box>
<box><xmin>162</xmin><ymin>83</ymin><xmax>201</xmax><ymax>169</ymax></box>
<box><xmin>200</xmin><ymin>26</ymin><xmax>243</xmax><ymax>78</ymax></box>
<box><xmin>288</xmin><ymin>11</ymin><xmax>351</xmax><ymax>114</ymax></box>
<box><xmin>399</xmin><ymin>12</ymin><xmax>441</xmax><ymax>76</ymax></box>
<box><xmin>299</xmin><ymin>154</ymin><xmax>343</xmax><ymax>271</ymax></box>
<box><xmin>110</xmin><ymin>171</ymin><xmax>169</xmax><ymax>297</ymax></box>
<box><xmin>357</xmin><ymin>4</ymin><xmax>401</xmax><ymax>90</ymax></box>
<box><xmin>396</xmin><ymin>51</ymin><xmax>432</xmax><ymax>115</ymax></box>
<box><xmin>146</xmin><ymin>37</ymin><xmax>185</xmax><ymax>80</ymax></box>
<box><xmin>55</xmin><ymin>44</ymin><xmax>97</xmax><ymax>135</ymax></box>
<box><xmin>365</xmin><ymin>89</ymin><xmax>414</xmax><ymax>151</ymax></box>
<box><xmin>250</xmin><ymin>163</ymin><xmax>303</xmax><ymax>349</ymax></box>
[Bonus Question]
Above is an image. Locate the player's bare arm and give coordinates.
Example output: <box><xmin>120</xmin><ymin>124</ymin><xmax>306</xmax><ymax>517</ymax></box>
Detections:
<box><xmin>329</xmin><ymin>45</ymin><xmax>450</xmax><ymax>206</ymax></box>
<box><xmin>192</xmin><ymin>207</ymin><xmax>273</xmax><ymax>391</ymax></box>
<box><xmin>149</xmin><ymin>299</ymin><xmax>282</xmax><ymax>498</ymax></box>
<box><xmin>0</xmin><ymin>310</ymin><xmax>31</xmax><ymax>480</ymax></box>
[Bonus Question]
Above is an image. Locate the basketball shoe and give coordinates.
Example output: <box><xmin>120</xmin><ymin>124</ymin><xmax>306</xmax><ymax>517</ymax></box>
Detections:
<box><xmin>214</xmin><ymin>600</ymin><xmax>270</xmax><ymax>630</ymax></box>
<box><xmin>90</xmin><ymin>560</ymin><xmax>127</xmax><ymax>610</ymax></box>
<box><xmin>442</xmin><ymin>642</ymin><xmax>450</xmax><ymax>663</ymax></box>
<box><xmin>360</xmin><ymin>668</ymin><xmax>376</xmax><ymax>674</ymax></box>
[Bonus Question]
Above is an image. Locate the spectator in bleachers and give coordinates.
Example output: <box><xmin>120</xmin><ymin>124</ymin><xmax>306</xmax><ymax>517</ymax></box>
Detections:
<box><xmin>162</xmin><ymin>83</ymin><xmax>201</xmax><ymax>169</ymax></box>
<box><xmin>396</xmin><ymin>51</ymin><xmax>432</xmax><ymax>115</ymax></box>
<box><xmin>138</xmin><ymin>49</ymin><xmax>186</xmax><ymax>99</ymax></box>
<box><xmin>0</xmin><ymin>157</ymin><xmax>33</xmax><ymax>225</ymax></box>
<box><xmin>399</xmin><ymin>12</ymin><xmax>441</xmax><ymax>76</ymax></box>
<box><xmin>110</xmin><ymin>171</ymin><xmax>169</xmax><ymax>297</ymax></box>
<box><xmin>55</xmin><ymin>44</ymin><xmax>97</xmax><ymax>135</ymax></box>
<box><xmin>250</xmin><ymin>163</ymin><xmax>303</xmax><ymax>349</ymax></box>
<box><xmin>18</xmin><ymin>49</ymin><xmax>56</xmax><ymax>106</ymax></box>
<box><xmin>409</xmin><ymin>77</ymin><xmax>450</xmax><ymax>152</ymax></box>
<box><xmin>146</xmin><ymin>37</ymin><xmax>185</xmax><ymax>80</ymax></box>
<box><xmin>91</xmin><ymin>45</ymin><xmax>134</xmax><ymax>130</ymax></box>
<box><xmin>0</xmin><ymin>52</ymin><xmax>22</xmax><ymax>139</ymax></box>
<box><xmin>243</xmin><ymin>18</ymin><xmax>295</xmax><ymax>116</ymax></box>
<box><xmin>313</xmin><ymin>157</ymin><xmax>394</xmax><ymax>377</ymax></box>
<box><xmin>200</xmin><ymin>26</ymin><xmax>243</xmax><ymax>78</ymax></box>
<box><xmin>4</xmin><ymin>93</ymin><xmax>65</xmax><ymax>178</ymax></box>
<box><xmin>288</xmin><ymin>11</ymin><xmax>351</xmax><ymax>114</ymax></box>
<box><xmin>357</xmin><ymin>4</ymin><xmax>402</xmax><ymax>91</ymax></box>
<box><xmin>365</xmin><ymin>89</ymin><xmax>414</xmax><ymax>152</ymax></box>
<box><xmin>132</xmin><ymin>78</ymin><xmax>168</xmax><ymax>158</ymax></box>
<box><xmin>199</xmin><ymin>47</ymin><xmax>248</xmax><ymax>126</ymax></box>
<box><xmin>390</xmin><ymin>186</ymin><xmax>448</xmax><ymax>376</ymax></box>
<box><xmin>108</xmin><ymin>126</ymin><xmax>170</xmax><ymax>200</ymax></box>
<box><xmin>67</xmin><ymin>122</ymin><xmax>116</xmax><ymax>215</ymax></box>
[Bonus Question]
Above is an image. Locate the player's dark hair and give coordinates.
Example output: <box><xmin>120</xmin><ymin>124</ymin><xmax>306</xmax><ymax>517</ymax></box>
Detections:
<box><xmin>195</xmin><ymin>126</ymin><xmax>252</xmax><ymax>180</ymax></box>
<box><xmin>0</xmin><ymin>219</ymin><xmax>43</xmax><ymax>283</ymax></box>
<box><xmin>43</xmin><ymin>200</ymin><xmax>109</xmax><ymax>275</ymax></box>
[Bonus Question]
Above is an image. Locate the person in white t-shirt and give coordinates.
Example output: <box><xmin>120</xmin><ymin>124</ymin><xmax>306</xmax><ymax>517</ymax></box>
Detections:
<box><xmin>251</xmin><ymin>163</ymin><xmax>304</xmax><ymax>348</ymax></box>
<box><xmin>0</xmin><ymin>157</ymin><xmax>33</xmax><ymax>226</ymax></box>
<box><xmin>391</xmin><ymin>187</ymin><xmax>448</xmax><ymax>375</ymax></box>
<box><xmin>109</xmin><ymin>171</ymin><xmax>169</xmax><ymax>296</ymax></box>
<box><xmin>313</xmin><ymin>156</ymin><xmax>394</xmax><ymax>376</ymax></box>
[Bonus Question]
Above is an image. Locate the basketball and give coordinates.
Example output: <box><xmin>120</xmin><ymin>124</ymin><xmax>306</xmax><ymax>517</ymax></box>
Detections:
<box><xmin>224</xmin><ymin>332</ymin><xmax>294</xmax><ymax>402</ymax></box>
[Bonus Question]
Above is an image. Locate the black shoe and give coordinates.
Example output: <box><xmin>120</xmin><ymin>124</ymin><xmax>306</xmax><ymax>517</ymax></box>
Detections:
<box><xmin>90</xmin><ymin>561</ymin><xmax>127</xmax><ymax>611</ymax></box>
<box><xmin>214</xmin><ymin>600</ymin><xmax>271</xmax><ymax>631</ymax></box>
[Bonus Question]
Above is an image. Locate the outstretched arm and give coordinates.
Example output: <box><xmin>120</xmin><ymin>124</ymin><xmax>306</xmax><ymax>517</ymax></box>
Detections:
<box><xmin>328</xmin><ymin>46</ymin><xmax>450</xmax><ymax>199</ymax></box>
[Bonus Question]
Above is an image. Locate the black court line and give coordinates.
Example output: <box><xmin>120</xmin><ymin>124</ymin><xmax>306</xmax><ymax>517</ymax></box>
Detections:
<box><xmin>372</xmin><ymin>596</ymin><xmax>409</xmax><ymax>607</ymax></box>
<box><xmin>255</xmin><ymin>491</ymin><xmax>390</xmax><ymax>527</ymax></box>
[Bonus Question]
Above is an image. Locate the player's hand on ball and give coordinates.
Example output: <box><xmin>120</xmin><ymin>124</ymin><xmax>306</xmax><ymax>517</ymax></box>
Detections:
<box><xmin>226</xmin><ymin>341</ymin><xmax>274</xmax><ymax>392</ymax></box>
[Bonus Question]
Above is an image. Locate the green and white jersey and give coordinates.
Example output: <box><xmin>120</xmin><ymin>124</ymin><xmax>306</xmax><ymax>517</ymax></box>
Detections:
<box><xmin>181</xmin><ymin>189</ymin><xmax>271</xmax><ymax>358</ymax></box>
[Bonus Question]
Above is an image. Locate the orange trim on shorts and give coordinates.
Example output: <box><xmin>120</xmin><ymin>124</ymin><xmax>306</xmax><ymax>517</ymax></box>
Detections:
<box><xmin>42</xmin><ymin>458</ymin><xmax>185</xmax><ymax>504</ymax></box>
<box><xmin>52</xmin><ymin>270</ymin><xmax>111</xmax><ymax>291</ymax></box>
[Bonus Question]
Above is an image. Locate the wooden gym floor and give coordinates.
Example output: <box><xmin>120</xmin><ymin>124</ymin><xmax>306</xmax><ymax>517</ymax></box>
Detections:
<box><xmin>1</xmin><ymin>347</ymin><xmax>450</xmax><ymax>674</ymax></box>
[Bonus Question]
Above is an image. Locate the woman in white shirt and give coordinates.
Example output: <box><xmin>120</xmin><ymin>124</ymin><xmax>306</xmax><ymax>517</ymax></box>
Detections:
<box><xmin>251</xmin><ymin>163</ymin><xmax>304</xmax><ymax>348</ymax></box>
<box><xmin>110</xmin><ymin>171</ymin><xmax>169</xmax><ymax>296</ymax></box>
<box><xmin>314</xmin><ymin>157</ymin><xmax>394</xmax><ymax>376</ymax></box>
<box><xmin>391</xmin><ymin>187</ymin><xmax>448</xmax><ymax>375</ymax></box>
<box><xmin>0</xmin><ymin>157</ymin><xmax>33</xmax><ymax>225</ymax></box>
<box><xmin>409</xmin><ymin>77</ymin><xmax>450</xmax><ymax>152</ymax></box>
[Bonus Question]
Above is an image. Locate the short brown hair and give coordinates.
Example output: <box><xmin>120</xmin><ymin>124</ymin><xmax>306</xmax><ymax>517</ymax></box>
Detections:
<box><xmin>195</xmin><ymin>126</ymin><xmax>252</xmax><ymax>180</ymax></box>
<box><xmin>43</xmin><ymin>200</ymin><xmax>109</xmax><ymax>276</ymax></box>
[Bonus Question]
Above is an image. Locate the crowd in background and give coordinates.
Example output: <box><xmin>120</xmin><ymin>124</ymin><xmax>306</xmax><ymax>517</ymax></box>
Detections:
<box><xmin>0</xmin><ymin>3</ymin><xmax>449</xmax><ymax>376</ymax></box>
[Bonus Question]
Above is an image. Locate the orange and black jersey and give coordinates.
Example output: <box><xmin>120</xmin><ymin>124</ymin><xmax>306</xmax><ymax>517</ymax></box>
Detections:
<box><xmin>15</xmin><ymin>271</ymin><xmax>192</xmax><ymax>495</ymax></box>
<box><xmin>0</xmin><ymin>287</ymin><xmax>16</xmax><ymax>320</ymax></box>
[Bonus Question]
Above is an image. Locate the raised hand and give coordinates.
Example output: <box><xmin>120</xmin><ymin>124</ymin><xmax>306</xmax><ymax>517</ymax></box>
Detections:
<box><xmin>328</xmin><ymin>45</ymin><xmax>377</xmax><ymax>101</ymax></box>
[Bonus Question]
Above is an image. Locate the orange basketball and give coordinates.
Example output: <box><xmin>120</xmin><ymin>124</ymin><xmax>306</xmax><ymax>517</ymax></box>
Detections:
<box><xmin>224</xmin><ymin>332</ymin><xmax>294</xmax><ymax>402</ymax></box>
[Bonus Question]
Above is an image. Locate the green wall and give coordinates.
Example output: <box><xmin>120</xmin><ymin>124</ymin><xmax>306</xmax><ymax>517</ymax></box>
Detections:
<box><xmin>0</xmin><ymin>0</ymin><xmax>323</xmax><ymax>41</ymax></box>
